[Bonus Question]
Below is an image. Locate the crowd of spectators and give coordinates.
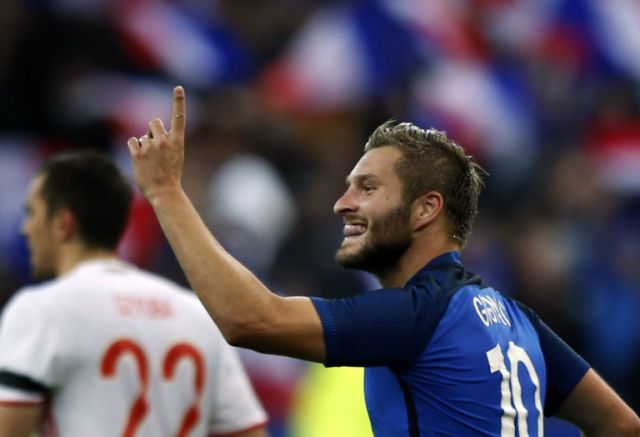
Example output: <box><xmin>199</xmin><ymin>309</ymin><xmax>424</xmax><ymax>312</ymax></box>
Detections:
<box><xmin>1</xmin><ymin>0</ymin><xmax>639</xmax><ymax>435</ymax></box>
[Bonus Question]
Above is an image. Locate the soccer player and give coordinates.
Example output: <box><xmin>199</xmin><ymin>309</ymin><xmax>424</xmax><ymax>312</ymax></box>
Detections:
<box><xmin>127</xmin><ymin>86</ymin><xmax>640</xmax><ymax>436</ymax></box>
<box><xmin>0</xmin><ymin>151</ymin><xmax>268</xmax><ymax>437</ymax></box>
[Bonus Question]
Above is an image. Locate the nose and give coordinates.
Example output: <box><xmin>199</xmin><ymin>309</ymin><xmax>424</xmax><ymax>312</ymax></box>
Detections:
<box><xmin>333</xmin><ymin>187</ymin><xmax>356</xmax><ymax>216</ymax></box>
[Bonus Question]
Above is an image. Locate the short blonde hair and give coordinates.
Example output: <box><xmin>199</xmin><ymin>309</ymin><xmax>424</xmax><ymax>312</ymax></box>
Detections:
<box><xmin>365</xmin><ymin>120</ymin><xmax>486</xmax><ymax>246</ymax></box>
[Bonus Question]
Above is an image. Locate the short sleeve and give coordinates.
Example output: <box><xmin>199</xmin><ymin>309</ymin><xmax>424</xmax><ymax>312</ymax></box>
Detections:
<box><xmin>517</xmin><ymin>302</ymin><xmax>590</xmax><ymax>416</ymax></box>
<box><xmin>311</xmin><ymin>285</ymin><xmax>451</xmax><ymax>368</ymax></box>
<box><xmin>206</xmin><ymin>326</ymin><xmax>268</xmax><ymax>434</ymax></box>
<box><xmin>0</xmin><ymin>289</ymin><xmax>60</xmax><ymax>402</ymax></box>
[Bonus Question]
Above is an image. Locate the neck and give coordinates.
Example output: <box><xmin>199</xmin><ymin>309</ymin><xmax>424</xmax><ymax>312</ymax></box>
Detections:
<box><xmin>56</xmin><ymin>243</ymin><xmax>118</xmax><ymax>276</ymax></box>
<box><xmin>376</xmin><ymin>236</ymin><xmax>460</xmax><ymax>288</ymax></box>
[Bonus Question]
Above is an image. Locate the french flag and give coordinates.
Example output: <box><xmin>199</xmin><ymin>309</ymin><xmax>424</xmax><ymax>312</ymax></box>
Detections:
<box><xmin>584</xmin><ymin>0</ymin><xmax>640</xmax><ymax>192</ymax></box>
<box><xmin>107</xmin><ymin>0</ymin><xmax>250</xmax><ymax>88</ymax></box>
<box><xmin>259</xmin><ymin>0</ymin><xmax>423</xmax><ymax>112</ymax></box>
<box><xmin>588</xmin><ymin>0</ymin><xmax>640</xmax><ymax>80</ymax></box>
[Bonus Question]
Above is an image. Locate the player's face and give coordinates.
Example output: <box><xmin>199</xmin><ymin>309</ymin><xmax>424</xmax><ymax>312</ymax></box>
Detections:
<box><xmin>22</xmin><ymin>175</ymin><xmax>58</xmax><ymax>279</ymax></box>
<box><xmin>334</xmin><ymin>146</ymin><xmax>413</xmax><ymax>274</ymax></box>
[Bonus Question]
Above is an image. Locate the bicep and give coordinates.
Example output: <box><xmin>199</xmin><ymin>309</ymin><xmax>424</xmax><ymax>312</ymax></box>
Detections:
<box><xmin>555</xmin><ymin>369</ymin><xmax>640</xmax><ymax>436</ymax></box>
<box><xmin>311</xmin><ymin>289</ymin><xmax>434</xmax><ymax>367</ymax></box>
<box><xmin>0</xmin><ymin>403</ymin><xmax>43</xmax><ymax>437</ymax></box>
<box><xmin>516</xmin><ymin>302</ymin><xmax>590</xmax><ymax>415</ymax></box>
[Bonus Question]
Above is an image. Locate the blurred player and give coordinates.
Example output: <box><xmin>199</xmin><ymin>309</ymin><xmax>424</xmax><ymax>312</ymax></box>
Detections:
<box><xmin>0</xmin><ymin>151</ymin><xmax>268</xmax><ymax>437</ymax></box>
<box><xmin>128</xmin><ymin>86</ymin><xmax>640</xmax><ymax>436</ymax></box>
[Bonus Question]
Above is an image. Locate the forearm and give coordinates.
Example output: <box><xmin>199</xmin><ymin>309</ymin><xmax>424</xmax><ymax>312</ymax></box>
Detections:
<box><xmin>556</xmin><ymin>370</ymin><xmax>640</xmax><ymax>437</ymax></box>
<box><xmin>149</xmin><ymin>187</ymin><xmax>277</xmax><ymax>341</ymax></box>
<box><xmin>0</xmin><ymin>404</ymin><xmax>42</xmax><ymax>437</ymax></box>
<box><xmin>580</xmin><ymin>427</ymin><xmax>640</xmax><ymax>437</ymax></box>
<box><xmin>128</xmin><ymin>87</ymin><xmax>325</xmax><ymax>361</ymax></box>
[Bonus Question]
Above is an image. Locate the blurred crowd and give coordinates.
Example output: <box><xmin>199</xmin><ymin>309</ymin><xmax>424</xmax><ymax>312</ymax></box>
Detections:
<box><xmin>1</xmin><ymin>0</ymin><xmax>639</xmax><ymax>435</ymax></box>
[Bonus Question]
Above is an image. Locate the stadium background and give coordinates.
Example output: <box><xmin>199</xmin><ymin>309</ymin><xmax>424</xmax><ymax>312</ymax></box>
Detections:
<box><xmin>0</xmin><ymin>0</ymin><xmax>639</xmax><ymax>436</ymax></box>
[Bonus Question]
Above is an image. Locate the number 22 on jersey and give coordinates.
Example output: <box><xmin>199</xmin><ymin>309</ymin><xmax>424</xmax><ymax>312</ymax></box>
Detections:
<box><xmin>101</xmin><ymin>338</ymin><xmax>205</xmax><ymax>437</ymax></box>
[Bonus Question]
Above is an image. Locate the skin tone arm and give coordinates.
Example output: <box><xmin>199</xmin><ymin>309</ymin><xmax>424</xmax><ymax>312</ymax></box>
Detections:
<box><xmin>127</xmin><ymin>87</ymin><xmax>325</xmax><ymax>362</ymax></box>
<box><xmin>0</xmin><ymin>403</ymin><xmax>270</xmax><ymax>437</ymax></box>
<box><xmin>556</xmin><ymin>369</ymin><xmax>640</xmax><ymax>437</ymax></box>
<box><xmin>0</xmin><ymin>404</ymin><xmax>43</xmax><ymax>437</ymax></box>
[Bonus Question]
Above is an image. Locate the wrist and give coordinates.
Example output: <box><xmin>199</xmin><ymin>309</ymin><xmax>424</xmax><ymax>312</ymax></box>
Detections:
<box><xmin>144</xmin><ymin>183</ymin><xmax>186</xmax><ymax>209</ymax></box>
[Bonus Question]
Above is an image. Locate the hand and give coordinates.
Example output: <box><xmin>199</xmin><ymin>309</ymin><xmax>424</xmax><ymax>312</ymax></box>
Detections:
<box><xmin>127</xmin><ymin>86</ymin><xmax>186</xmax><ymax>202</ymax></box>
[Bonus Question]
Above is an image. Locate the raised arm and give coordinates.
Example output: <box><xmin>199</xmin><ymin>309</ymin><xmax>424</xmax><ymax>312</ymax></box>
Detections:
<box><xmin>556</xmin><ymin>369</ymin><xmax>640</xmax><ymax>437</ymax></box>
<box><xmin>127</xmin><ymin>86</ymin><xmax>325</xmax><ymax>362</ymax></box>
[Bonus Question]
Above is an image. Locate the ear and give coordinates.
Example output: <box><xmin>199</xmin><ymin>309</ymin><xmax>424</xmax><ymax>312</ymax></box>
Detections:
<box><xmin>51</xmin><ymin>207</ymin><xmax>77</xmax><ymax>243</ymax></box>
<box><xmin>411</xmin><ymin>191</ymin><xmax>444</xmax><ymax>232</ymax></box>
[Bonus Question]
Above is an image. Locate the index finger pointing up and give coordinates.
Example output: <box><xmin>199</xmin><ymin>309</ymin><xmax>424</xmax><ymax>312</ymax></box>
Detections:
<box><xmin>170</xmin><ymin>85</ymin><xmax>186</xmax><ymax>138</ymax></box>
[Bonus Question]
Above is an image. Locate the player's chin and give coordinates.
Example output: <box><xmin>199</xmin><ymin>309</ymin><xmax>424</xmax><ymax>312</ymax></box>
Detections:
<box><xmin>336</xmin><ymin>240</ymin><xmax>362</xmax><ymax>263</ymax></box>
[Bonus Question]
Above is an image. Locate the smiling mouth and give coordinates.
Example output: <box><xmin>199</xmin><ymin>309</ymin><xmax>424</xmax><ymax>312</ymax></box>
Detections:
<box><xmin>343</xmin><ymin>224</ymin><xmax>367</xmax><ymax>238</ymax></box>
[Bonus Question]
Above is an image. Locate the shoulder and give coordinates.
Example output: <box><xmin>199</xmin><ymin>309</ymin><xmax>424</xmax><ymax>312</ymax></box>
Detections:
<box><xmin>76</xmin><ymin>260</ymin><xmax>196</xmax><ymax>299</ymax></box>
<box><xmin>117</xmin><ymin>262</ymin><xmax>194</xmax><ymax>295</ymax></box>
<box><xmin>0</xmin><ymin>285</ymin><xmax>62</xmax><ymax>364</ymax></box>
<box><xmin>1</xmin><ymin>283</ymin><xmax>57</xmax><ymax>322</ymax></box>
<box><xmin>504</xmin><ymin>297</ymin><xmax>543</xmax><ymax>328</ymax></box>
<box><xmin>310</xmin><ymin>283</ymin><xmax>466</xmax><ymax>368</ymax></box>
<box><xmin>122</xmin><ymin>267</ymin><xmax>221</xmax><ymax>325</ymax></box>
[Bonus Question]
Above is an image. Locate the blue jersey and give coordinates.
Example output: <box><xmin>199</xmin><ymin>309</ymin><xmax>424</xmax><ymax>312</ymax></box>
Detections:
<box><xmin>311</xmin><ymin>252</ymin><xmax>589</xmax><ymax>437</ymax></box>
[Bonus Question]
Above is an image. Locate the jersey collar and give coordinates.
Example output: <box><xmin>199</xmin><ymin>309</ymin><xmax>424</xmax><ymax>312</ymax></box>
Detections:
<box><xmin>66</xmin><ymin>258</ymin><xmax>129</xmax><ymax>277</ymax></box>
<box><xmin>404</xmin><ymin>251</ymin><xmax>463</xmax><ymax>288</ymax></box>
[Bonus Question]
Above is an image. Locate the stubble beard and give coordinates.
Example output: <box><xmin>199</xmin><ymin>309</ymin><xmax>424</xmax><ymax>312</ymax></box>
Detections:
<box><xmin>335</xmin><ymin>203</ymin><xmax>412</xmax><ymax>276</ymax></box>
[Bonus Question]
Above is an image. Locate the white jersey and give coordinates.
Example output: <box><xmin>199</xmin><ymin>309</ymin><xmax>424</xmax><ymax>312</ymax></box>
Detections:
<box><xmin>0</xmin><ymin>259</ymin><xmax>267</xmax><ymax>436</ymax></box>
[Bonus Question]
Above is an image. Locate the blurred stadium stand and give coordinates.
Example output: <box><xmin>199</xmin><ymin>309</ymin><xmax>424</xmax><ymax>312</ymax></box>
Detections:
<box><xmin>1</xmin><ymin>0</ymin><xmax>639</xmax><ymax>435</ymax></box>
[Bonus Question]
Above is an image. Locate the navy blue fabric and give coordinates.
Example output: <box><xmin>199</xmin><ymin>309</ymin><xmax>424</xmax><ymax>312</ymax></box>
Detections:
<box><xmin>516</xmin><ymin>302</ymin><xmax>590</xmax><ymax>416</ymax></box>
<box><xmin>310</xmin><ymin>251</ymin><xmax>590</xmax><ymax>436</ymax></box>
<box><xmin>311</xmin><ymin>252</ymin><xmax>482</xmax><ymax>369</ymax></box>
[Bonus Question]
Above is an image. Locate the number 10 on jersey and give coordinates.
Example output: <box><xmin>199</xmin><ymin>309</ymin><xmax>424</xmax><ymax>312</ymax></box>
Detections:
<box><xmin>486</xmin><ymin>341</ymin><xmax>543</xmax><ymax>437</ymax></box>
